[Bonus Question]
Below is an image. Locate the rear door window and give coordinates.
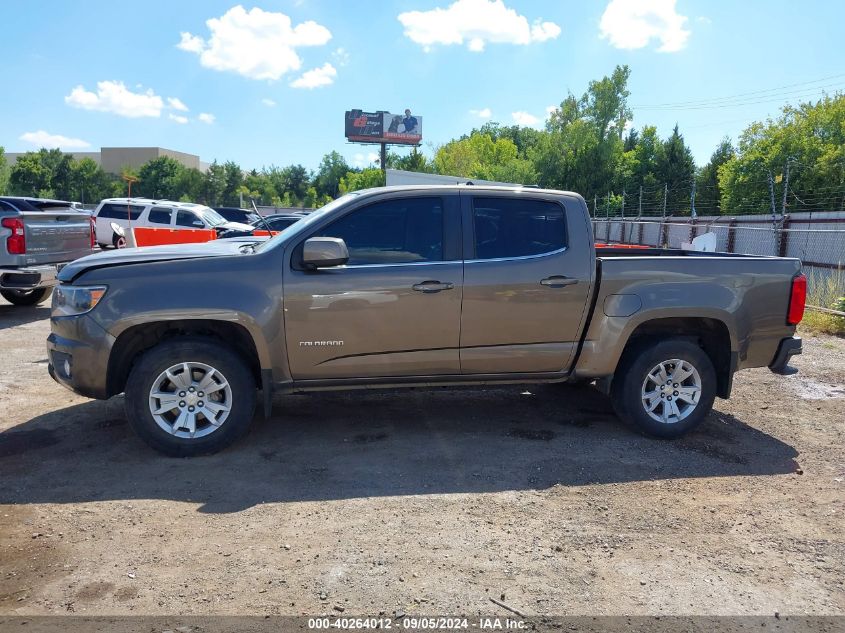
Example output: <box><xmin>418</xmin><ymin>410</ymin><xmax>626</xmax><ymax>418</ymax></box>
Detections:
<box><xmin>148</xmin><ymin>207</ymin><xmax>173</xmax><ymax>225</ymax></box>
<box><xmin>471</xmin><ymin>197</ymin><xmax>566</xmax><ymax>259</ymax></box>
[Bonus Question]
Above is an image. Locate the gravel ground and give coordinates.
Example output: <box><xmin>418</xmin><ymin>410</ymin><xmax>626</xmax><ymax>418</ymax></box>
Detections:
<box><xmin>1</xmin><ymin>296</ymin><xmax>843</xmax><ymax>617</ymax></box>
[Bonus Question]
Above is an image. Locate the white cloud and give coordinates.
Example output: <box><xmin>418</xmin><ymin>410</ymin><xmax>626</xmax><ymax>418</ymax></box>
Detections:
<box><xmin>289</xmin><ymin>62</ymin><xmax>337</xmax><ymax>89</ymax></box>
<box><xmin>177</xmin><ymin>5</ymin><xmax>332</xmax><ymax>81</ymax></box>
<box><xmin>169</xmin><ymin>113</ymin><xmax>189</xmax><ymax>124</ymax></box>
<box><xmin>198</xmin><ymin>112</ymin><xmax>215</xmax><ymax>124</ymax></box>
<box><xmin>599</xmin><ymin>0</ymin><xmax>690</xmax><ymax>52</ymax></box>
<box><xmin>352</xmin><ymin>152</ymin><xmax>380</xmax><ymax>168</ymax></box>
<box><xmin>332</xmin><ymin>47</ymin><xmax>350</xmax><ymax>66</ymax></box>
<box><xmin>19</xmin><ymin>130</ymin><xmax>91</xmax><ymax>150</ymax></box>
<box><xmin>512</xmin><ymin>111</ymin><xmax>539</xmax><ymax>126</ymax></box>
<box><xmin>177</xmin><ymin>32</ymin><xmax>205</xmax><ymax>53</ymax></box>
<box><xmin>167</xmin><ymin>97</ymin><xmax>189</xmax><ymax>111</ymax></box>
<box><xmin>261</xmin><ymin>98</ymin><xmax>277</xmax><ymax>107</ymax></box>
<box><xmin>397</xmin><ymin>0</ymin><xmax>560</xmax><ymax>52</ymax></box>
<box><xmin>470</xmin><ymin>107</ymin><xmax>492</xmax><ymax>119</ymax></box>
<box><xmin>65</xmin><ymin>80</ymin><xmax>164</xmax><ymax>118</ymax></box>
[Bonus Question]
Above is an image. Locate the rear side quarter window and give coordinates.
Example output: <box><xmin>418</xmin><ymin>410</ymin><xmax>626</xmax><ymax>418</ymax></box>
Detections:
<box><xmin>471</xmin><ymin>197</ymin><xmax>566</xmax><ymax>260</ymax></box>
<box><xmin>97</xmin><ymin>203</ymin><xmax>144</xmax><ymax>220</ymax></box>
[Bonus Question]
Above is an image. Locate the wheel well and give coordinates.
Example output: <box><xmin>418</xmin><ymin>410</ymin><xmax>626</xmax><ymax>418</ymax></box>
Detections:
<box><xmin>622</xmin><ymin>317</ymin><xmax>734</xmax><ymax>398</ymax></box>
<box><xmin>107</xmin><ymin>320</ymin><xmax>261</xmax><ymax>397</ymax></box>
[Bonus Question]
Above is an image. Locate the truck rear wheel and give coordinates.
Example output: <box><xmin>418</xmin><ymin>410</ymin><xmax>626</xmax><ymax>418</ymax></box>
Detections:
<box><xmin>124</xmin><ymin>338</ymin><xmax>257</xmax><ymax>456</ymax></box>
<box><xmin>1</xmin><ymin>287</ymin><xmax>53</xmax><ymax>306</ymax></box>
<box><xmin>611</xmin><ymin>338</ymin><xmax>716</xmax><ymax>438</ymax></box>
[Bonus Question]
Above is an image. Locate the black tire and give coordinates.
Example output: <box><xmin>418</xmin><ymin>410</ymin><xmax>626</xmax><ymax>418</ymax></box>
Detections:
<box><xmin>124</xmin><ymin>337</ymin><xmax>257</xmax><ymax>456</ymax></box>
<box><xmin>610</xmin><ymin>338</ymin><xmax>716</xmax><ymax>439</ymax></box>
<box><xmin>1</xmin><ymin>287</ymin><xmax>53</xmax><ymax>306</ymax></box>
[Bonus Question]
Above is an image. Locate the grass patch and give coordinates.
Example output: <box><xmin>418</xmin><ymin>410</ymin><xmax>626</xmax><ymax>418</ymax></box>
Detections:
<box><xmin>800</xmin><ymin>269</ymin><xmax>845</xmax><ymax>336</ymax></box>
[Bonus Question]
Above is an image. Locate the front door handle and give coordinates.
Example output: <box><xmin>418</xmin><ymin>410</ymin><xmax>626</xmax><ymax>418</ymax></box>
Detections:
<box><xmin>412</xmin><ymin>280</ymin><xmax>455</xmax><ymax>293</ymax></box>
<box><xmin>540</xmin><ymin>275</ymin><xmax>579</xmax><ymax>288</ymax></box>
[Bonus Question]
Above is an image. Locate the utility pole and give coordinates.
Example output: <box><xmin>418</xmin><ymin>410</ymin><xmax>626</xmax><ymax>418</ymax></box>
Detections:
<box><xmin>781</xmin><ymin>159</ymin><xmax>791</xmax><ymax>215</ymax></box>
<box><xmin>690</xmin><ymin>181</ymin><xmax>697</xmax><ymax>219</ymax></box>
<box><xmin>768</xmin><ymin>171</ymin><xmax>777</xmax><ymax>223</ymax></box>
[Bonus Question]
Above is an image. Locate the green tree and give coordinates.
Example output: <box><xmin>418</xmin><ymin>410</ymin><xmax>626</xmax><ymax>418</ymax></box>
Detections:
<box><xmin>695</xmin><ymin>138</ymin><xmax>734</xmax><ymax>215</ymax></box>
<box><xmin>9</xmin><ymin>152</ymin><xmax>52</xmax><ymax>196</ymax></box>
<box><xmin>221</xmin><ymin>161</ymin><xmax>243</xmax><ymax>206</ymax></box>
<box><xmin>656</xmin><ymin>124</ymin><xmax>696</xmax><ymax>214</ymax></box>
<box><xmin>314</xmin><ymin>152</ymin><xmax>350</xmax><ymax>198</ymax></box>
<box><xmin>71</xmin><ymin>158</ymin><xmax>117</xmax><ymax>204</ymax></box>
<box><xmin>0</xmin><ymin>147</ymin><xmax>10</xmax><ymax>195</ymax></box>
<box><xmin>339</xmin><ymin>168</ymin><xmax>385</xmax><ymax>193</ymax></box>
<box><xmin>204</xmin><ymin>161</ymin><xmax>227</xmax><ymax>206</ymax></box>
<box><xmin>137</xmin><ymin>156</ymin><xmax>183</xmax><ymax>199</ymax></box>
<box><xmin>434</xmin><ymin>132</ymin><xmax>535</xmax><ymax>183</ymax></box>
<box><xmin>719</xmin><ymin>95</ymin><xmax>845</xmax><ymax>214</ymax></box>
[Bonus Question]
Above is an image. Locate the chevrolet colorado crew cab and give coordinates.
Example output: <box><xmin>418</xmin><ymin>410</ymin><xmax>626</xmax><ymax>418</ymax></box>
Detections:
<box><xmin>47</xmin><ymin>186</ymin><xmax>806</xmax><ymax>456</ymax></box>
<box><xmin>1</xmin><ymin>196</ymin><xmax>95</xmax><ymax>306</ymax></box>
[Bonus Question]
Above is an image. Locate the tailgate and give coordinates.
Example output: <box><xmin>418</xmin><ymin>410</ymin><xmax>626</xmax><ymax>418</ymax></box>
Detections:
<box><xmin>22</xmin><ymin>211</ymin><xmax>92</xmax><ymax>265</ymax></box>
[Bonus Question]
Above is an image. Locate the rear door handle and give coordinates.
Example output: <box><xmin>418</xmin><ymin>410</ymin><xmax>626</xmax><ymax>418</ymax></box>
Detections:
<box><xmin>412</xmin><ymin>280</ymin><xmax>455</xmax><ymax>293</ymax></box>
<box><xmin>540</xmin><ymin>275</ymin><xmax>579</xmax><ymax>288</ymax></box>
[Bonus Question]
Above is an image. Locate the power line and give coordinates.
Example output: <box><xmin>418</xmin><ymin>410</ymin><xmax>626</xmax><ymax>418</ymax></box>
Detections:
<box><xmin>632</xmin><ymin>73</ymin><xmax>845</xmax><ymax>108</ymax></box>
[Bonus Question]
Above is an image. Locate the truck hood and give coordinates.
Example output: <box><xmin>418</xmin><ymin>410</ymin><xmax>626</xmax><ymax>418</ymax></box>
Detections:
<box><xmin>58</xmin><ymin>238</ymin><xmax>261</xmax><ymax>282</ymax></box>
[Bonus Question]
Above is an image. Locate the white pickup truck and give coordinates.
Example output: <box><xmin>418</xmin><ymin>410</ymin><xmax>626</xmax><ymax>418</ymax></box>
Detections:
<box><xmin>0</xmin><ymin>196</ymin><xmax>95</xmax><ymax>306</ymax></box>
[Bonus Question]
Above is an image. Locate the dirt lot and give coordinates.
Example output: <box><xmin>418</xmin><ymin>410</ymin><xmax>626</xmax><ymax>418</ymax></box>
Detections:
<box><xmin>1</xmin><ymin>296</ymin><xmax>843</xmax><ymax>617</ymax></box>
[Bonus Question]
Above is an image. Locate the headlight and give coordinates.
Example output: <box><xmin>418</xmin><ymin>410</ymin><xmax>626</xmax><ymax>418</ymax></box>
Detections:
<box><xmin>52</xmin><ymin>285</ymin><xmax>107</xmax><ymax>317</ymax></box>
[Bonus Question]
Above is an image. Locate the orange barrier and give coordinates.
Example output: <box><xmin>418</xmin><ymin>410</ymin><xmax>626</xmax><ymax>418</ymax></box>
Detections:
<box><xmin>133</xmin><ymin>226</ymin><xmax>217</xmax><ymax>247</ymax></box>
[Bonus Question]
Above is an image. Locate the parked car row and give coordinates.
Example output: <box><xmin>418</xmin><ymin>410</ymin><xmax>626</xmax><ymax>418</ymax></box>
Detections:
<box><xmin>91</xmin><ymin>198</ymin><xmax>255</xmax><ymax>247</ymax></box>
<box><xmin>0</xmin><ymin>196</ymin><xmax>95</xmax><ymax>306</ymax></box>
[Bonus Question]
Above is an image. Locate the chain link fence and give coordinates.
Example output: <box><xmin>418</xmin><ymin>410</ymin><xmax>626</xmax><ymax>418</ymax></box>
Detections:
<box><xmin>592</xmin><ymin>213</ymin><xmax>845</xmax><ymax>299</ymax></box>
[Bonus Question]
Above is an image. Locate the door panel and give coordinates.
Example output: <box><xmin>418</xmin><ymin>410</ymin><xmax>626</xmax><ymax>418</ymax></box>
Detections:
<box><xmin>459</xmin><ymin>194</ymin><xmax>593</xmax><ymax>374</ymax></box>
<box><xmin>285</xmin><ymin>262</ymin><xmax>463</xmax><ymax>378</ymax></box>
<box><xmin>284</xmin><ymin>194</ymin><xmax>463</xmax><ymax>380</ymax></box>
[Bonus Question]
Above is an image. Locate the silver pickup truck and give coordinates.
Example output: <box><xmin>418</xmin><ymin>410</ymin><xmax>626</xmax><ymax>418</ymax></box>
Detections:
<box><xmin>47</xmin><ymin>186</ymin><xmax>805</xmax><ymax>456</ymax></box>
<box><xmin>0</xmin><ymin>196</ymin><xmax>95</xmax><ymax>306</ymax></box>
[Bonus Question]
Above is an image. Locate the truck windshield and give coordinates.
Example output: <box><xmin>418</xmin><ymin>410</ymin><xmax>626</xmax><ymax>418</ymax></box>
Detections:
<box><xmin>199</xmin><ymin>208</ymin><xmax>228</xmax><ymax>227</ymax></box>
<box><xmin>254</xmin><ymin>192</ymin><xmax>362</xmax><ymax>253</ymax></box>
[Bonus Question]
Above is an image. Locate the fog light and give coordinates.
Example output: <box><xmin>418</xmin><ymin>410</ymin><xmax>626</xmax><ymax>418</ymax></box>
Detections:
<box><xmin>63</xmin><ymin>359</ymin><xmax>72</xmax><ymax>379</ymax></box>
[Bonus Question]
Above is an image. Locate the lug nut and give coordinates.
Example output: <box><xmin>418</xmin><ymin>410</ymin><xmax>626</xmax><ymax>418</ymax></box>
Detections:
<box><xmin>673</xmin><ymin>383</ymin><xmax>679</xmax><ymax>388</ymax></box>
<box><xmin>188</xmin><ymin>406</ymin><xmax>195</xmax><ymax>412</ymax></box>
<box><xmin>179</xmin><ymin>391</ymin><xmax>186</xmax><ymax>398</ymax></box>
<box><xmin>179</xmin><ymin>401</ymin><xmax>186</xmax><ymax>407</ymax></box>
<box><xmin>189</xmin><ymin>387</ymin><xmax>195</xmax><ymax>393</ymax></box>
<box><xmin>198</xmin><ymin>391</ymin><xmax>204</xmax><ymax>397</ymax></box>
<box><xmin>198</xmin><ymin>401</ymin><xmax>204</xmax><ymax>407</ymax></box>
<box><xmin>674</xmin><ymin>391</ymin><xmax>679</xmax><ymax>396</ymax></box>
<box><xmin>667</xmin><ymin>396</ymin><xmax>673</xmax><ymax>401</ymax></box>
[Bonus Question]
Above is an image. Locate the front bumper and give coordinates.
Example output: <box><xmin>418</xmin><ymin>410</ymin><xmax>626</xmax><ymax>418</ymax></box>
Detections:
<box><xmin>769</xmin><ymin>336</ymin><xmax>802</xmax><ymax>374</ymax></box>
<box><xmin>46</xmin><ymin>314</ymin><xmax>114</xmax><ymax>399</ymax></box>
<box><xmin>0</xmin><ymin>263</ymin><xmax>64</xmax><ymax>290</ymax></box>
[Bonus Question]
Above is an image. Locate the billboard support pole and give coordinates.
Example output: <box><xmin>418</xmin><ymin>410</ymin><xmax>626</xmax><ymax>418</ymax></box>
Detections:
<box><xmin>380</xmin><ymin>142</ymin><xmax>387</xmax><ymax>176</ymax></box>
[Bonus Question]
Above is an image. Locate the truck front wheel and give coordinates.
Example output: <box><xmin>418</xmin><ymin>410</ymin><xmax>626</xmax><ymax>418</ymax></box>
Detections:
<box><xmin>611</xmin><ymin>338</ymin><xmax>716</xmax><ymax>438</ymax></box>
<box><xmin>1</xmin><ymin>287</ymin><xmax>53</xmax><ymax>306</ymax></box>
<box><xmin>124</xmin><ymin>338</ymin><xmax>257</xmax><ymax>456</ymax></box>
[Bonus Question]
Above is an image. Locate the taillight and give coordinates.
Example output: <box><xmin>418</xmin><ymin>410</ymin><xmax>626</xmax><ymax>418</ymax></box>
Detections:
<box><xmin>2</xmin><ymin>217</ymin><xmax>26</xmax><ymax>255</ymax></box>
<box><xmin>787</xmin><ymin>273</ymin><xmax>807</xmax><ymax>325</ymax></box>
<box><xmin>89</xmin><ymin>216</ymin><xmax>96</xmax><ymax>248</ymax></box>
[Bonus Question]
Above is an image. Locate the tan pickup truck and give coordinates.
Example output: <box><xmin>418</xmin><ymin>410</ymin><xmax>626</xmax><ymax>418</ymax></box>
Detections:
<box><xmin>47</xmin><ymin>186</ymin><xmax>805</xmax><ymax>455</ymax></box>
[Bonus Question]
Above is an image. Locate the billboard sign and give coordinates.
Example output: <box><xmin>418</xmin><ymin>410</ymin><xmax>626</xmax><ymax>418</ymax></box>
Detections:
<box><xmin>345</xmin><ymin>109</ymin><xmax>422</xmax><ymax>145</ymax></box>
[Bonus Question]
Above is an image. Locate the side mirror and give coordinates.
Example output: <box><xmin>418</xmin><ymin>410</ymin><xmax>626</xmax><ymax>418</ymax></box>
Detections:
<box><xmin>192</xmin><ymin>220</ymin><xmax>204</xmax><ymax>228</ymax></box>
<box><xmin>302</xmin><ymin>237</ymin><xmax>349</xmax><ymax>268</ymax></box>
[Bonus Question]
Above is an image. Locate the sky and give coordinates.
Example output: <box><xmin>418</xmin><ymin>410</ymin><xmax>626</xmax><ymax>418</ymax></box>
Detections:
<box><xmin>1</xmin><ymin>0</ymin><xmax>844</xmax><ymax>171</ymax></box>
